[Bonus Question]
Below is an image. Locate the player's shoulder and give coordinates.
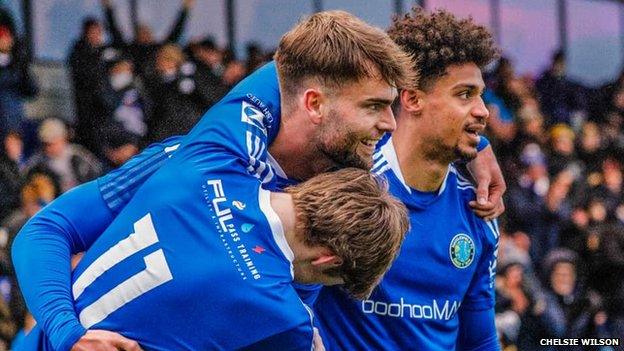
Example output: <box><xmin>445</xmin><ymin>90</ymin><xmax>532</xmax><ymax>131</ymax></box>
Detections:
<box><xmin>447</xmin><ymin>165</ymin><xmax>500</xmax><ymax>245</ymax></box>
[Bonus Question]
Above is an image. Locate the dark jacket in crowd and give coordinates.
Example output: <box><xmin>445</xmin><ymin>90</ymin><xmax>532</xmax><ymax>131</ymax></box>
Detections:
<box><xmin>536</xmin><ymin>71</ymin><xmax>586</xmax><ymax>126</ymax></box>
<box><xmin>144</xmin><ymin>63</ymin><xmax>217</xmax><ymax>144</ymax></box>
<box><xmin>95</xmin><ymin>78</ymin><xmax>151</xmax><ymax>146</ymax></box>
<box><xmin>592</xmin><ymin>225</ymin><xmax>624</xmax><ymax>319</ymax></box>
<box><xmin>0</xmin><ymin>42</ymin><xmax>37</xmax><ymax>136</ymax></box>
<box><xmin>67</xmin><ymin>40</ymin><xmax>107</xmax><ymax>152</ymax></box>
<box><xmin>0</xmin><ymin>155</ymin><xmax>20</xmax><ymax>223</ymax></box>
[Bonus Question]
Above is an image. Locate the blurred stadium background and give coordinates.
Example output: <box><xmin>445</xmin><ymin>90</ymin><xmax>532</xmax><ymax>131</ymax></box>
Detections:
<box><xmin>1</xmin><ymin>0</ymin><xmax>624</xmax><ymax>350</ymax></box>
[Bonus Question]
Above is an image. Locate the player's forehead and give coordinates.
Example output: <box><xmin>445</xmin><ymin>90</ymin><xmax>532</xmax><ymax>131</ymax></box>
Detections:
<box><xmin>336</xmin><ymin>75</ymin><xmax>398</xmax><ymax>103</ymax></box>
<box><xmin>435</xmin><ymin>63</ymin><xmax>485</xmax><ymax>91</ymax></box>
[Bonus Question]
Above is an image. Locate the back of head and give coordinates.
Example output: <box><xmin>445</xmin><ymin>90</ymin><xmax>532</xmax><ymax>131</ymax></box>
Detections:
<box><xmin>388</xmin><ymin>7</ymin><xmax>499</xmax><ymax>90</ymax></box>
<box><xmin>287</xmin><ymin>168</ymin><xmax>409</xmax><ymax>299</ymax></box>
<box><xmin>274</xmin><ymin>10</ymin><xmax>415</xmax><ymax>102</ymax></box>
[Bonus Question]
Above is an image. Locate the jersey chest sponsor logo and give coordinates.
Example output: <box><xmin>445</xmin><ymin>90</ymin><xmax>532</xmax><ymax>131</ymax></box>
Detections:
<box><xmin>204</xmin><ymin>179</ymin><xmax>262</xmax><ymax>280</ymax></box>
<box><xmin>361</xmin><ymin>298</ymin><xmax>461</xmax><ymax>321</ymax></box>
<box><xmin>449</xmin><ymin>233</ymin><xmax>475</xmax><ymax>269</ymax></box>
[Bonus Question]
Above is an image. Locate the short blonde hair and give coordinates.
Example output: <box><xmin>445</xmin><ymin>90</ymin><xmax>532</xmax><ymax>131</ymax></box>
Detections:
<box><xmin>275</xmin><ymin>11</ymin><xmax>416</xmax><ymax>99</ymax></box>
<box><xmin>287</xmin><ymin>168</ymin><xmax>409</xmax><ymax>299</ymax></box>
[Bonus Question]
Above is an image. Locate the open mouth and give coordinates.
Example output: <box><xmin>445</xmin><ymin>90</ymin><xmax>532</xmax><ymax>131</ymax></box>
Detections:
<box><xmin>360</xmin><ymin>139</ymin><xmax>380</xmax><ymax>149</ymax></box>
<box><xmin>464</xmin><ymin>125</ymin><xmax>484</xmax><ymax>140</ymax></box>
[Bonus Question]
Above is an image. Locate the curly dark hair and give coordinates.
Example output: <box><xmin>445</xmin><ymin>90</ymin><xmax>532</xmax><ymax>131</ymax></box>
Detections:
<box><xmin>388</xmin><ymin>7</ymin><xmax>499</xmax><ymax>90</ymax></box>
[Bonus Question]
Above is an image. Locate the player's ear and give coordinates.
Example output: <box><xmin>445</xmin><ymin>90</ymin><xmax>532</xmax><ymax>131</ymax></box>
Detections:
<box><xmin>302</xmin><ymin>88</ymin><xmax>324</xmax><ymax>125</ymax></box>
<box><xmin>311</xmin><ymin>254</ymin><xmax>343</xmax><ymax>268</ymax></box>
<box><xmin>399</xmin><ymin>88</ymin><xmax>424</xmax><ymax>115</ymax></box>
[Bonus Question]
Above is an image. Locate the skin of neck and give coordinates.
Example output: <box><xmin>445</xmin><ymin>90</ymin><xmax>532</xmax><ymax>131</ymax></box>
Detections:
<box><xmin>269</xmin><ymin>109</ymin><xmax>322</xmax><ymax>181</ymax></box>
<box><xmin>392</xmin><ymin>97</ymin><xmax>452</xmax><ymax>192</ymax></box>
<box><xmin>269</xmin><ymin>81</ymin><xmax>337</xmax><ymax>182</ymax></box>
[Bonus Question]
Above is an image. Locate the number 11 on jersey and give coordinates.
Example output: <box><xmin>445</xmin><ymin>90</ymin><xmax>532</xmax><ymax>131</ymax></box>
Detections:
<box><xmin>72</xmin><ymin>213</ymin><xmax>173</xmax><ymax>328</ymax></box>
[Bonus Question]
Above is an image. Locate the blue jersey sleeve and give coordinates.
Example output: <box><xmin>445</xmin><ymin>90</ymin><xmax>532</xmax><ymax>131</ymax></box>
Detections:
<box><xmin>456</xmin><ymin>308</ymin><xmax>500</xmax><ymax>351</ymax></box>
<box><xmin>176</xmin><ymin>62</ymin><xmax>282</xmax><ymax>189</ymax></box>
<box><xmin>12</xmin><ymin>181</ymin><xmax>109</xmax><ymax>351</ymax></box>
<box><xmin>477</xmin><ymin>136</ymin><xmax>490</xmax><ymax>152</ymax></box>
<box><xmin>12</xmin><ymin>138</ymin><xmax>183</xmax><ymax>351</ymax></box>
<box><xmin>462</xmin><ymin>219</ymin><xmax>499</xmax><ymax>311</ymax></box>
<box><xmin>456</xmin><ymin>220</ymin><xmax>499</xmax><ymax>350</ymax></box>
<box><xmin>239</xmin><ymin>321</ymin><xmax>314</xmax><ymax>351</ymax></box>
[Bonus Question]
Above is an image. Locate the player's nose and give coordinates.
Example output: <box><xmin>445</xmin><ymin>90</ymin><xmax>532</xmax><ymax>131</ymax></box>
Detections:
<box><xmin>377</xmin><ymin>107</ymin><xmax>397</xmax><ymax>133</ymax></box>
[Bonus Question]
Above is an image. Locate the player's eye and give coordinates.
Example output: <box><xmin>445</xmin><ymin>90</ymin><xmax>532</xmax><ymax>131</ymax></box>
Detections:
<box><xmin>458</xmin><ymin>90</ymin><xmax>471</xmax><ymax>99</ymax></box>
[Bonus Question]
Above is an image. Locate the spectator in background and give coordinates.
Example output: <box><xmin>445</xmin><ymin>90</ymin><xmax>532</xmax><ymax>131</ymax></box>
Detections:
<box><xmin>547</xmin><ymin>123</ymin><xmax>580</xmax><ymax>177</ymax></box>
<box><xmin>0</xmin><ymin>7</ymin><xmax>16</xmax><ymax>36</ymax></box>
<box><xmin>245</xmin><ymin>42</ymin><xmax>266</xmax><ymax>74</ymax></box>
<box><xmin>67</xmin><ymin>17</ymin><xmax>110</xmax><ymax>155</ymax></box>
<box><xmin>506</xmin><ymin>144</ymin><xmax>550</xmax><ymax>256</ymax></box>
<box><xmin>577</xmin><ymin>122</ymin><xmax>607</xmax><ymax>177</ymax></box>
<box><xmin>593</xmin><ymin>224</ymin><xmax>624</xmax><ymax>340</ymax></box>
<box><xmin>101</xmin><ymin>0</ymin><xmax>195</xmax><ymax>78</ymax></box>
<box><xmin>144</xmin><ymin>44</ymin><xmax>214</xmax><ymax>143</ymax></box>
<box><xmin>187</xmin><ymin>37</ymin><xmax>228</xmax><ymax>106</ymax></box>
<box><xmin>222</xmin><ymin>59</ymin><xmax>246</xmax><ymax>89</ymax></box>
<box><xmin>101</xmin><ymin>129</ymin><xmax>139</xmax><ymax>171</ymax></box>
<box><xmin>535</xmin><ymin>50</ymin><xmax>586</xmax><ymax>127</ymax></box>
<box><xmin>506</xmin><ymin>143</ymin><xmax>575</xmax><ymax>265</ymax></box>
<box><xmin>519</xmin><ymin>249</ymin><xmax>606</xmax><ymax>350</ymax></box>
<box><xmin>25</xmin><ymin>118</ymin><xmax>101</xmax><ymax>193</ymax></box>
<box><xmin>495</xmin><ymin>261</ymin><xmax>537</xmax><ymax>349</ymax></box>
<box><xmin>591</xmin><ymin>157</ymin><xmax>623</xmax><ymax>214</ymax></box>
<box><xmin>0</xmin><ymin>132</ymin><xmax>24</xmax><ymax>224</ymax></box>
<box><xmin>95</xmin><ymin>53</ymin><xmax>150</xmax><ymax>153</ymax></box>
<box><xmin>0</xmin><ymin>25</ymin><xmax>37</xmax><ymax>140</ymax></box>
<box><xmin>188</xmin><ymin>37</ymin><xmax>224</xmax><ymax>78</ymax></box>
<box><xmin>514</xmin><ymin>103</ymin><xmax>548</xmax><ymax>149</ymax></box>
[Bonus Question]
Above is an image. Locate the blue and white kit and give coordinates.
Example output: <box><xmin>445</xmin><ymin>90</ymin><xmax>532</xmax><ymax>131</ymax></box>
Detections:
<box><xmin>13</xmin><ymin>61</ymin><xmax>493</xmax><ymax>350</ymax></box>
<box><xmin>314</xmin><ymin>137</ymin><xmax>500</xmax><ymax>350</ymax></box>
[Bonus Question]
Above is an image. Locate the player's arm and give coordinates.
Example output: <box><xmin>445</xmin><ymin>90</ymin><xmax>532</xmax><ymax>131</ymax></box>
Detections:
<box><xmin>467</xmin><ymin>137</ymin><xmax>506</xmax><ymax>220</ymax></box>
<box><xmin>100</xmin><ymin>0</ymin><xmax>125</xmax><ymax>48</ymax></box>
<box><xmin>457</xmin><ymin>219</ymin><xmax>501</xmax><ymax>351</ymax></box>
<box><xmin>12</xmin><ymin>138</ymin><xmax>182</xmax><ymax>351</ymax></box>
<box><xmin>164</xmin><ymin>0</ymin><xmax>193</xmax><ymax>43</ymax></box>
<box><xmin>457</xmin><ymin>308</ymin><xmax>499</xmax><ymax>351</ymax></box>
<box><xmin>12</xmin><ymin>181</ymin><xmax>112</xmax><ymax>350</ymax></box>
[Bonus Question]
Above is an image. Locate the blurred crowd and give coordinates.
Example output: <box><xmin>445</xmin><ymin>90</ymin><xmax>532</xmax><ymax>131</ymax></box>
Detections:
<box><xmin>487</xmin><ymin>51</ymin><xmax>624</xmax><ymax>350</ymax></box>
<box><xmin>1</xmin><ymin>2</ymin><xmax>624</xmax><ymax>350</ymax></box>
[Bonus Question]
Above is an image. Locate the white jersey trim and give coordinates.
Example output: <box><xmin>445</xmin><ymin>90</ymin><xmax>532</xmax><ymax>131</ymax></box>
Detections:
<box><xmin>258</xmin><ymin>187</ymin><xmax>294</xmax><ymax>278</ymax></box>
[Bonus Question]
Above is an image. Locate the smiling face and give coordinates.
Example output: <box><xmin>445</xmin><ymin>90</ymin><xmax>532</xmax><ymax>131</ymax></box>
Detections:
<box><xmin>418</xmin><ymin>63</ymin><xmax>488</xmax><ymax>162</ymax></box>
<box><xmin>314</xmin><ymin>75</ymin><xmax>398</xmax><ymax>170</ymax></box>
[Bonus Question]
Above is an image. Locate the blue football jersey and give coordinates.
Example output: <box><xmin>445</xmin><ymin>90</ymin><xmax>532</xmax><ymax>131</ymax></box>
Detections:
<box><xmin>98</xmin><ymin>61</ymin><xmax>290</xmax><ymax>217</ymax></box>
<box><xmin>68</xmin><ymin>150</ymin><xmax>314</xmax><ymax>350</ymax></box>
<box><xmin>315</xmin><ymin>138</ymin><xmax>499</xmax><ymax>351</ymax></box>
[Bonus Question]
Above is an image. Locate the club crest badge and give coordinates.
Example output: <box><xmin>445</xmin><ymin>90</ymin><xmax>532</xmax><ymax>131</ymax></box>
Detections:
<box><xmin>449</xmin><ymin>233</ymin><xmax>475</xmax><ymax>269</ymax></box>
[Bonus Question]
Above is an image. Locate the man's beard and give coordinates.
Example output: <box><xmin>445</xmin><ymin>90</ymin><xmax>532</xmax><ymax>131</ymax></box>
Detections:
<box><xmin>318</xmin><ymin>130</ymin><xmax>371</xmax><ymax>171</ymax></box>
<box><xmin>454</xmin><ymin>143</ymin><xmax>478</xmax><ymax>162</ymax></box>
<box><xmin>316</xmin><ymin>114</ymin><xmax>373</xmax><ymax>171</ymax></box>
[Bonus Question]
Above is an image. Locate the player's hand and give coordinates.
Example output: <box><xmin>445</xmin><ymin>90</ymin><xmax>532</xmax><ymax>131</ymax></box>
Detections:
<box><xmin>182</xmin><ymin>0</ymin><xmax>196</xmax><ymax>9</ymax></box>
<box><xmin>71</xmin><ymin>330</ymin><xmax>143</xmax><ymax>351</ymax></box>
<box><xmin>312</xmin><ymin>327</ymin><xmax>325</xmax><ymax>351</ymax></box>
<box><xmin>467</xmin><ymin>145</ymin><xmax>506</xmax><ymax>220</ymax></box>
<box><xmin>100</xmin><ymin>0</ymin><xmax>112</xmax><ymax>8</ymax></box>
